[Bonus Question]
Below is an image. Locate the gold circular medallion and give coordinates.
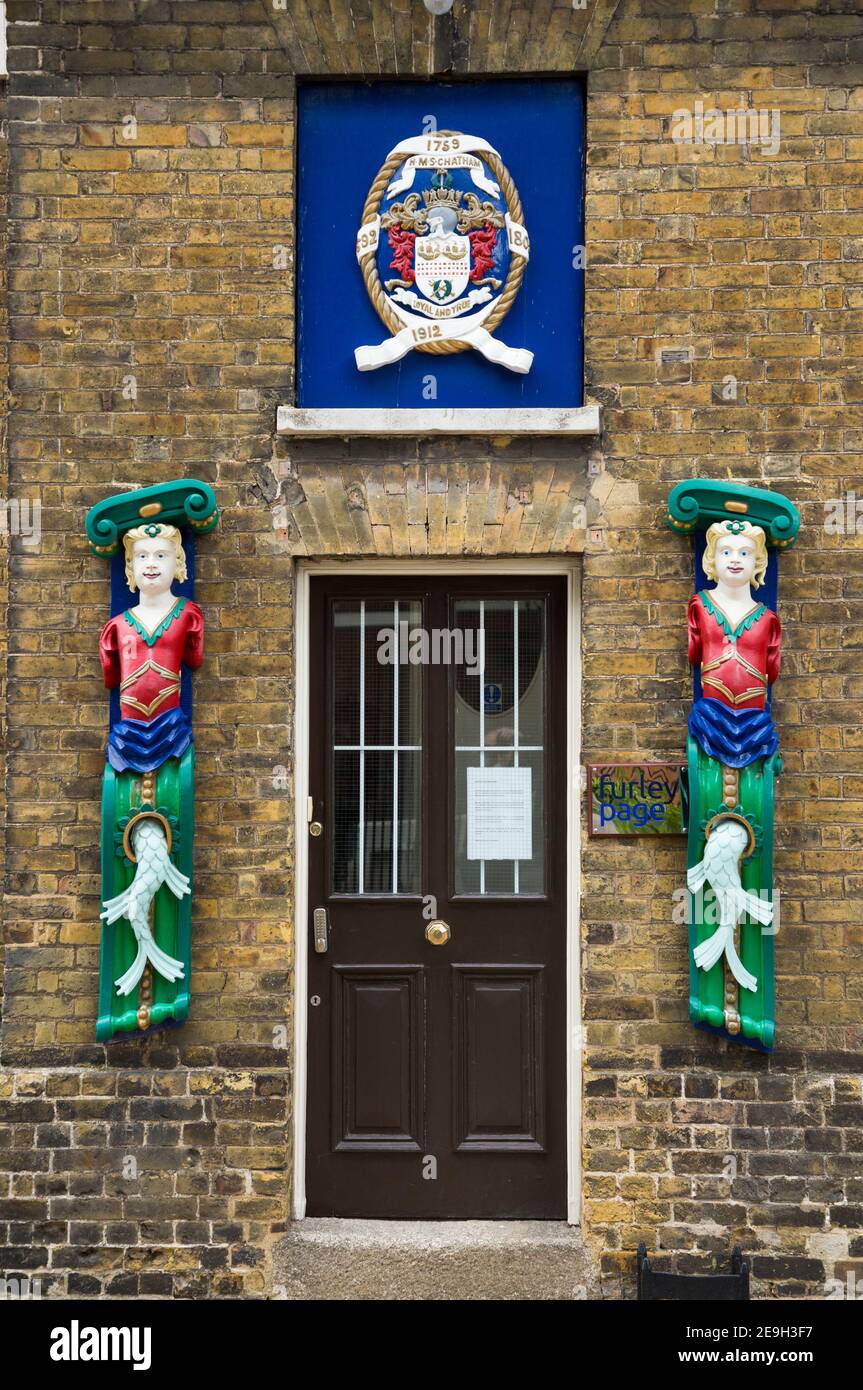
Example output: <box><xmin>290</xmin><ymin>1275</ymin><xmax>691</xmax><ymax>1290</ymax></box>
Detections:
<box><xmin>122</xmin><ymin>810</ymin><xmax>173</xmax><ymax>864</ymax></box>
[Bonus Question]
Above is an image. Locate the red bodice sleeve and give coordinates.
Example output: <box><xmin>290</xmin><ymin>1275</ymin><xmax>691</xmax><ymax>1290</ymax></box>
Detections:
<box><xmin>766</xmin><ymin>609</ymin><xmax>781</xmax><ymax>685</ymax></box>
<box><xmin>183</xmin><ymin>601</ymin><xmax>205</xmax><ymax>670</ymax></box>
<box><xmin>99</xmin><ymin>616</ymin><xmax>122</xmax><ymax>689</ymax></box>
<box><xmin>687</xmin><ymin>594</ymin><xmax>703</xmax><ymax>669</ymax></box>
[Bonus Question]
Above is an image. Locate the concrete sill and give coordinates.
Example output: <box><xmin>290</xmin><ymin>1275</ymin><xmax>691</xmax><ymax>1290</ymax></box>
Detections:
<box><xmin>274</xmin><ymin>1218</ymin><xmax>597</xmax><ymax>1301</ymax></box>
<box><xmin>276</xmin><ymin>405</ymin><xmax>601</xmax><ymax>437</ymax></box>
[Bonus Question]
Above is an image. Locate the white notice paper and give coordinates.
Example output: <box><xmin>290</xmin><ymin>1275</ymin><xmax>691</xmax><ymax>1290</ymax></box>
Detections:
<box><xmin>467</xmin><ymin>766</ymin><xmax>533</xmax><ymax>861</ymax></box>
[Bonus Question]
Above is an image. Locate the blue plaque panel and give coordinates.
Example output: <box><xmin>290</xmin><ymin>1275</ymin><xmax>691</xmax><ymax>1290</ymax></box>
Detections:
<box><xmin>297</xmin><ymin>79</ymin><xmax>586</xmax><ymax>410</ymax></box>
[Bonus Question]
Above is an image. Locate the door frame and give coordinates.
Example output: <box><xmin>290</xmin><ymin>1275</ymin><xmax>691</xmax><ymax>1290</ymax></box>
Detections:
<box><xmin>292</xmin><ymin>557</ymin><xmax>582</xmax><ymax>1223</ymax></box>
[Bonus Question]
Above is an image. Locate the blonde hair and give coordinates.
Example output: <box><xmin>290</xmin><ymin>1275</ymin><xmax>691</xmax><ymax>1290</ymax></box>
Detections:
<box><xmin>702</xmin><ymin>520</ymin><xmax>768</xmax><ymax>590</ymax></box>
<box><xmin>123</xmin><ymin>523</ymin><xmax>187</xmax><ymax>591</ymax></box>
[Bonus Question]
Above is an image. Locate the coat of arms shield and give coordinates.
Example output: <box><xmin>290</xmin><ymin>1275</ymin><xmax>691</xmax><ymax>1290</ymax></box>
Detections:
<box><xmin>413</xmin><ymin>211</ymin><xmax>471</xmax><ymax>305</ymax></box>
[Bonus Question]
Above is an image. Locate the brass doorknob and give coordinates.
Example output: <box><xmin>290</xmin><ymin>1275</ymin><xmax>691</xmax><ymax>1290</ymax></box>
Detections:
<box><xmin>425</xmin><ymin>920</ymin><xmax>451</xmax><ymax>946</ymax></box>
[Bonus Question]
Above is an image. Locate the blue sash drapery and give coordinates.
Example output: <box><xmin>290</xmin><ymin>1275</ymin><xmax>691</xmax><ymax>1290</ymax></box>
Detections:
<box><xmin>688</xmin><ymin>696</ymin><xmax>778</xmax><ymax>769</ymax></box>
<box><xmin>107</xmin><ymin>706</ymin><xmax>193</xmax><ymax>774</ymax></box>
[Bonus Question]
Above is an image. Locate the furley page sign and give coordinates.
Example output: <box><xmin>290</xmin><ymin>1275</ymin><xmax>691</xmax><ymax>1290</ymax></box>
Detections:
<box><xmin>587</xmin><ymin>764</ymin><xmax>686</xmax><ymax>837</ymax></box>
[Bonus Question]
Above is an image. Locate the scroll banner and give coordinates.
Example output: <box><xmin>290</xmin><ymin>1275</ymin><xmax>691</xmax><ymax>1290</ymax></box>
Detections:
<box><xmin>385</xmin><ymin>134</ymin><xmax>503</xmax><ymax>198</ymax></box>
<box><xmin>355</xmin><ymin>297</ymin><xmax>534</xmax><ymax>375</ymax></box>
<box><xmin>356</xmin><ymin>214</ymin><xmax>380</xmax><ymax>262</ymax></box>
<box><xmin>391</xmin><ymin>285</ymin><xmax>495</xmax><ymax>316</ymax></box>
<box><xmin>506</xmin><ymin>212</ymin><xmax>530</xmax><ymax>259</ymax></box>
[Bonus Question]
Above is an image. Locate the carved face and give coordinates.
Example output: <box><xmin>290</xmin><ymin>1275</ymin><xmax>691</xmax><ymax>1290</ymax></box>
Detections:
<box><xmin>131</xmin><ymin>536</ymin><xmax>178</xmax><ymax>597</ymax></box>
<box><xmin>713</xmin><ymin>532</ymin><xmax>756</xmax><ymax>590</ymax></box>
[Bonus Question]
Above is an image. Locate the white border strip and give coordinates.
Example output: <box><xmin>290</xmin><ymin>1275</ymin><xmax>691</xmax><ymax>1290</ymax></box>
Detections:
<box><xmin>565</xmin><ymin>562</ymin><xmax>582</xmax><ymax>1226</ymax></box>
<box><xmin>478</xmin><ymin>598</ymin><xmax>485</xmax><ymax>896</ymax></box>
<box><xmin>277</xmin><ymin>405</ymin><xmax>601</xmax><ymax>437</ymax></box>
<box><xmin>292</xmin><ymin>563</ymin><xmax>311</xmax><ymax>1218</ymax></box>
<box><xmin>513</xmin><ymin>599</ymin><xmax>520</xmax><ymax>896</ymax></box>
<box><xmin>358</xmin><ymin>600</ymin><xmax>365</xmax><ymax>896</ymax></box>
<box><xmin>292</xmin><ymin>556</ymin><xmax>582</xmax><ymax>1224</ymax></box>
<box><xmin>392</xmin><ymin>600</ymin><xmax>399</xmax><ymax>894</ymax></box>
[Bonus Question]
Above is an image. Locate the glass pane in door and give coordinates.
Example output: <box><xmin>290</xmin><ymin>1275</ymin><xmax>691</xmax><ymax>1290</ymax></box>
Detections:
<box><xmin>331</xmin><ymin>599</ymin><xmax>422</xmax><ymax>895</ymax></box>
<box><xmin>453</xmin><ymin>598</ymin><xmax>546</xmax><ymax>895</ymax></box>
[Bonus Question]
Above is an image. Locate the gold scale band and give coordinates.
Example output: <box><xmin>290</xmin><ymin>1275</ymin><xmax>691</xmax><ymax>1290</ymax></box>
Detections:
<box><xmin>135</xmin><ymin>770</ymin><xmax>156</xmax><ymax>1031</ymax></box>
<box><xmin>721</xmin><ymin>763</ymin><xmax>741</xmax><ymax>1034</ymax></box>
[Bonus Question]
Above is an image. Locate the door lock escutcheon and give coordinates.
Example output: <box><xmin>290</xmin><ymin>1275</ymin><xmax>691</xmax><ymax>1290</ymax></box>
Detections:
<box><xmin>425</xmin><ymin>919</ymin><xmax>451</xmax><ymax>946</ymax></box>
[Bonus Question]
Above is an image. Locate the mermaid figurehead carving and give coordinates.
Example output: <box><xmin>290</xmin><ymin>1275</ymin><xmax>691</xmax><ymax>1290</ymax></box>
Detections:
<box><xmin>85</xmin><ymin>481</ymin><xmax>220</xmax><ymax>1039</ymax></box>
<box><xmin>685</xmin><ymin>519</ymin><xmax>781</xmax><ymax>1043</ymax></box>
<box><xmin>667</xmin><ymin>482</ymin><xmax>799</xmax><ymax>1049</ymax></box>
<box><xmin>96</xmin><ymin>522</ymin><xmax>206</xmax><ymax>1022</ymax></box>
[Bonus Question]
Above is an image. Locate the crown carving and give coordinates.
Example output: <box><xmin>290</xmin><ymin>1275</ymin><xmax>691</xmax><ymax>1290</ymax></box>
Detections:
<box><xmin>422</xmin><ymin>185</ymin><xmax>462</xmax><ymax>211</ymax></box>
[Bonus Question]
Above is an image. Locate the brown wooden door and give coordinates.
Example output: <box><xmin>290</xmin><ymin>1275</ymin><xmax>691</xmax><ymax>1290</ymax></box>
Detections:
<box><xmin>306</xmin><ymin>575</ymin><xmax>567</xmax><ymax>1218</ymax></box>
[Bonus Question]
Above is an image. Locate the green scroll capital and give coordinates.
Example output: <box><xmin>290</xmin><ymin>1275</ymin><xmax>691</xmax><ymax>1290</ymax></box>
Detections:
<box><xmin>86</xmin><ymin>478</ymin><xmax>219</xmax><ymax>557</ymax></box>
<box><xmin>666</xmin><ymin>480</ymin><xmax>800</xmax><ymax>550</ymax></box>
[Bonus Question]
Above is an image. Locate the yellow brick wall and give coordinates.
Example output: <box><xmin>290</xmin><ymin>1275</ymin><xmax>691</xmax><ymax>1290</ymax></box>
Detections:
<box><xmin>1</xmin><ymin>0</ymin><xmax>861</xmax><ymax>1298</ymax></box>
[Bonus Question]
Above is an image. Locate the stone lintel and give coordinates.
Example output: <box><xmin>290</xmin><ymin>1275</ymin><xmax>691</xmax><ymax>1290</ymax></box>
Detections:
<box><xmin>272</xmin><ymin>449</ymin><xmax>605</xmax><ymax>558</ymax></box>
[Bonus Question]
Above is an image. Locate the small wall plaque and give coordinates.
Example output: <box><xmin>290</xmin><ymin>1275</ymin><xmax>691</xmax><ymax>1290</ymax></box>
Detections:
<box><xmin>587</xmin><ymin>763</ymin><xmax>686</xmax><ymax>837</ymax></box>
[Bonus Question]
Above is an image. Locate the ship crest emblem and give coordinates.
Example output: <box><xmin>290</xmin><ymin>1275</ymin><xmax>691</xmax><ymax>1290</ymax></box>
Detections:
<box><xmin>354</xmin><ymin>133</ymin><xmax>532</xmax><ymax>374</ymax></box>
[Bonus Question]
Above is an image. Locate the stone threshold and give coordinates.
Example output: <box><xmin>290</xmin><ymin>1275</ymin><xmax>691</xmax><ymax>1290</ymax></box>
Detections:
<box><xmin>273</xmin><ymin>1218</ymin><xmax>599</xmax><ymax>1301</ymax></box>
<box><xmin>276</xmin><ymin>405</ymin><xmax>602</xmax><ymax>436</ymax></box>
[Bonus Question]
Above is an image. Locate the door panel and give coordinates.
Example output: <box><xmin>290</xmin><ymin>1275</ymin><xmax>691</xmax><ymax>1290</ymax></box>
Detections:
<box><xmin>452</xmin><ymin>966</ymin><xmax>545</xmax><ymax>1150</ymax></box>
<box><xmin>332</xmin><ymin>966</ymin><xmax>425</xmax><ymax>1151</ymax></box>
<box><xmin>307</xmin><ymin>575</ymin><xmax>567</xmax><ymax>1218</ymax></box>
